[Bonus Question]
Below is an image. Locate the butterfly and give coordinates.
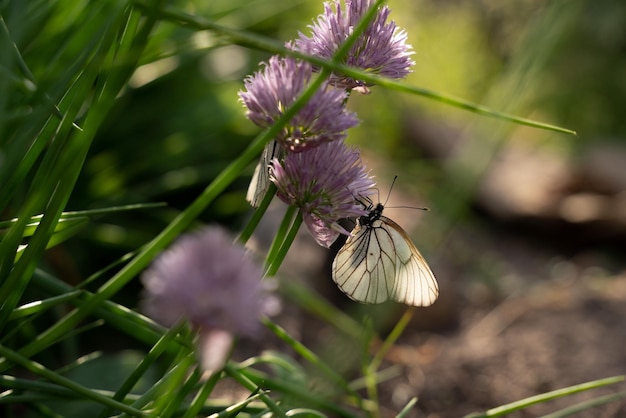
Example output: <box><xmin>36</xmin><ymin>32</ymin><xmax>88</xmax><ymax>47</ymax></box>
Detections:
<box><xmin>332</xmin><ymin>200</ymin><xmax>439</xmax><ymax>306</ymax></box>
<box><xmin>246</xmin><ymin>140</ymin><xmax>280</xmax><ymax>207</ymax></box>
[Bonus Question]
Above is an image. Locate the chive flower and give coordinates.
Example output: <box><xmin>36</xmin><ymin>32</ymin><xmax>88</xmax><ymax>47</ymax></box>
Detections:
<box><xmin>269</xmin><ymin>140</ymin><xmax>375</xmax><ymax>247</ymax></box>
<box><xmin>141</xmin><ymin>226</ymin><xmax>265</xmax><ymax>370</ymax></box>
<box><xmin>295</xmin><ymin>0</ymin><xmax>415</xmax><ymax>90</ymax></box>
<box><xmin>239</xmin><ymin>55</ymin><xmax>359</xmax><ymax>152</ymax></box>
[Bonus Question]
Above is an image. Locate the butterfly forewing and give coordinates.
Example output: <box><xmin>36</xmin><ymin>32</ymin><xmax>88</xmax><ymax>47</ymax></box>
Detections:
<box><xmin>332</xmin><ymin>206</ymin><xmax>439</xmax><ymax>307</ymax></box>
<box><xmin>333</xmin><ymin>222</ymin><xmax>368</xmax><ymax>301</ymax></box>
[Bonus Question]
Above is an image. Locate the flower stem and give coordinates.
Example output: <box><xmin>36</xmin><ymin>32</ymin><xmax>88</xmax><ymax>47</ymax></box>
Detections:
<box><xmin>238</xmin><ymin>184</ymin><xmax>276</xmax><ymax>245</ymax></box>
<box><xmin>264</xmin><ymin>205</ymin><xmax>298</xmax><ymax>271</ymax></box>
<box><xmin>265</xmin><ymin>210</ymin><xmax>303</xmax><ymax>277</ymax></box>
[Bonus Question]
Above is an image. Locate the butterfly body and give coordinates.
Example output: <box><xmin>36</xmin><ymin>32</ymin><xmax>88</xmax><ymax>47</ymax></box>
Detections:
<box><xmin>332</xmin><ymin>202</ymin><xmax>439</xmax><ymax>306</ymax></box>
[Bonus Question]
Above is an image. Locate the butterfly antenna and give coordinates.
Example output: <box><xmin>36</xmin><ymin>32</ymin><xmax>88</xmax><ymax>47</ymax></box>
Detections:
<box><xmin>385</xmin><ymin>176</ymin><xmax>430</xmax><ymax>211</ymax></box>
<box><xmin>384</xmin><ymin>175</ymin><xmax>398</xmax><ymax>205</ymax></box>
<box><xmin>393</xmin><ymin>205</ymin><xmax>430</xmax><ymax>211</ymax></box>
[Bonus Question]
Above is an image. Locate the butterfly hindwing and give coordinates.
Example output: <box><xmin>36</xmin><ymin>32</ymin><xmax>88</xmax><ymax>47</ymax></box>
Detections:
<box><xmin>381</xmin><ymin>216</ymin><xmax>438</xmax><ymax>306</ymax></box>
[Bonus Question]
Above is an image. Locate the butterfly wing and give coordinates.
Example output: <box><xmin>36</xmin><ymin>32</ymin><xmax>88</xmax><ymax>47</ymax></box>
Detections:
<box><xmin>246</xmin><ymin>140</ymin><xmax>278</xmax><ymax>207</ymax></box>
<box><xmin>332</xmin><ymin>216</ymin><xmax>439</xmax><ymax>306</ymax></box>
<box><xmin>380</xmin><ymin>216</ymin><xmax>439</xmax><ymax>306</ymax></box>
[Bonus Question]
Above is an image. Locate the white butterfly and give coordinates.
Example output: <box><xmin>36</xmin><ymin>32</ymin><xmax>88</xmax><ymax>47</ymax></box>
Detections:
<box><xmin>246</xmin><ymin>140</ymin><xmax>280</xmax><ymax>207</ymax></box>
<box><xmin>332</xmin><ymin>202</ymin><xmax>439</xmax><ymax>306</ymax></box>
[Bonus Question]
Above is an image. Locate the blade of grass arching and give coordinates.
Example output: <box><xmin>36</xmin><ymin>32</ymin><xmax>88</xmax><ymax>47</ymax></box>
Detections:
<box><xmin>195</xmin><ymin>392</ymin><xmax>262</xmax><ymax>418</ymax></box>
<box><xmin>0</xmin><ymin>203</ymin><xmax>164</xmax><ymax>240</ymax></box>
<box><xmin>0</xmin><ymin>344</ymin><xmax>149</xmax><ymax>417</ymax></box>
<box><xmin>6</xmin><ymin>203</ymin><xmax>163</xmax><ymax>261</ymax></box>
<box><xmin>540</xmin><ymin>390</ymin><xmax>626</xmax><ymax>418</ymax></box>
<box><xmin>0</xmin><ymin>203</ymin><xmax>167</xmax><ymax>229</ymax></box>
<box><xmin>13</xmin><ymin>217</ymin><xmax>88</xmax><ymax>262</ymax></box>
<box><xmin>238</xmin><ymin>351</ymin><xmax>303</xmax><ymax>373</ymax></box>
<box><xmin>76</xmin><ymin>248</ymin><xmax>143</xmax><ymax>290</ymax></box>
<box><xmin>97</xmin><ymin>320</ymin><xmax>189</xmax><ymax>418</ymax></box>
<box><xmin>7</xmin><ymin>291</ymin><xmax>82</xmax><ymax>321</ymax></box>
<box><xmin>462</xmin><ymin>375</ymin><xmax>625</xmax><ymax>418</ymax></box>
<box><xmin>139</xmin><ymin>1</ymin><xmax>575</xmax><ymax>136</ymax></box>
<box><xmin>58</xmin><ymin>202</ymin><xmax>167</xmax><ymax>218</ymax></box>
<box><xmin>224</xmin><ymin>363</ymin><xmax>287</xmax><ymax>418</ymax></box>
<box><xmin>395</xmin><ymin>397</ymin><xmax>418</xmax><ymax>418</ymax></box>
<box><xmin>2</xmin><ymin>216</ymin><xmax>88</xmax><ymax>239</ymax></box>
<box><xmin>261</xmin><ymin>317</ymin><xmax>363</xmax><ymax>408</ymax></box>
<box><xmin>0</xmin><ymin>375</ymin><xmax>81</xmax><ymax>398</ymax></box>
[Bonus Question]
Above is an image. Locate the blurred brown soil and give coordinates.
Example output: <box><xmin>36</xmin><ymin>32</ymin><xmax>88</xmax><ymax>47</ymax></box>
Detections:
<box><xmin>382</xmin><ymin>274</ymin><xmax>626</xmax><ymax>417</ymax></box>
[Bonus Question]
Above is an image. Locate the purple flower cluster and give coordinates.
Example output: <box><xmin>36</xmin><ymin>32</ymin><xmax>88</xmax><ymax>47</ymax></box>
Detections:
<box><xmin>269</xmin><ymin>140</ymin><xmax>375</xmax><ymax>247</ymax></box>
<box><xmin>239</xmin><ymin>56</ymin><xmax>358</xmax><ymax>153</ymax></box>
<box><xmin>240</xmin><ymin>0</ymin><xmax>414</xmax><ymax>246</ymax></box>
<box><xmin>141</xmin><ymin>226</ymin><xmax>265</xmax><ymax>370</ymax></box>
<box><xmin>295</xmin><ymin>0</ymin><xmax>414</xmax><ymax>90</ymax></box>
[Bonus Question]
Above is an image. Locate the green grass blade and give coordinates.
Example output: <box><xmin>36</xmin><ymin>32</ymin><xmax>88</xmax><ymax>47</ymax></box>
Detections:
<box><xmin>395</xmin><ymin>397</ymin><xmax>418</xmax><ymax>418</ymax></box>
<box><xmin>8</xmin><ymin>291</ymin><xmax>82</xmax><ymax>321</ymax></box>
<box><xmin>540</xmin><ymin>390</ymin><xmax>626</xmax><ymax>418</ymax></box>
<box><xmin>224</xmin><ymin>363</ymin><xmax>288</xmax><ymax>418</ymax></box>
<box><xmin>463</xmin><ymin>375</ymin><xmax>625</xmax><ymax>418</ymax></box>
